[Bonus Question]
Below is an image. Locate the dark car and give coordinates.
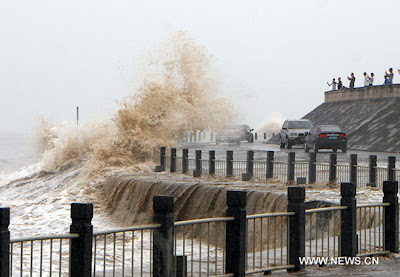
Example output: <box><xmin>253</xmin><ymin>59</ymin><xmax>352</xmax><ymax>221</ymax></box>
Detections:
<box><xmin>304</xmin><ymin>125</ymin><xmax>347</xmax><ymax>153</ymax></box>
<box><xmin>216</xmin><ymin>125</ymin><xmax>254</xmax><ymax>144</ymax></box>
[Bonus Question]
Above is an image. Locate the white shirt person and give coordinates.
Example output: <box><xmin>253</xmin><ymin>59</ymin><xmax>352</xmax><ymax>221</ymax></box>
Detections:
<box><xmin>367</xmin><ymin>73</ymin><xmax>374</xmax><ymax>86</ymax></box>
<box><xmin>327</xmin><ymin>78</ymin><xmax>337</xmax><ymax>91</ymax></box>
<box><xmin>363</xmin><ymin>72</ymin><xmax>370</xmax><ymax>87</ymax></box>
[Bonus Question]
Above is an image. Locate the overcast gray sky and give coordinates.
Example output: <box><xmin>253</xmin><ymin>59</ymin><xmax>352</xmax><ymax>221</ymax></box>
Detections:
<box><xmin>1</xmin><ymin>0</ymin><xmax>400</xmax><ymax>133</ymax></box>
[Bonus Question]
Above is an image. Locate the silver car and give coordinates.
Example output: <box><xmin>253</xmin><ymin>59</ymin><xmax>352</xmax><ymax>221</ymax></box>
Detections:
<box><xmin>216</xmin><ymin>125</ymin><xmax>254</xmax><ymax>144</ymax></box>
<box><xmin>279</xmin><ymin>119</ymin><xmax>313</xmax><ymax>149</ymax></box>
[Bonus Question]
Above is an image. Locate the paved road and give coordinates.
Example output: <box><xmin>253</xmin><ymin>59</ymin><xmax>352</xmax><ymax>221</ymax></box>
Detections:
<box><xmin>177</xmin><ymin>140</ymin><xmax>400</xmax><ymax>165</ymax></box>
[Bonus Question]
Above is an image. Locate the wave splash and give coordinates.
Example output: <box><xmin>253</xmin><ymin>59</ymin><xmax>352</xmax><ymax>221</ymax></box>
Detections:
<box><xmin>39</xmin><ymin>31</ymin><xmax>233</xmax><ymax>179</ymax></box>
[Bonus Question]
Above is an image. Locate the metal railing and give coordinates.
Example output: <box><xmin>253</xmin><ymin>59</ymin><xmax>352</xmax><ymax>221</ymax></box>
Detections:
<box><xmin>293</xmin><ymin>162</ymin><xmax>308</xmax><ymax>181</ymax></box>
<box><xmin>92</xmin><ymin>224</ymin><xmax>161</xmax><ymax>276</ymax></box>
<box><xmin>253</xmin><ymin>160</ymin><xmax>267</xmax><ymax>179</ymax></box>
<box><xmin>305</xmin><ymin>206</ymin><xmax>347</xmax><ymax>259</ymax></box>
<box><xmin>336</xmin><ymin>164</ymin><xmax>350</xmax><ymax>183</ymax></box>
<box><xmin>188</xmin><ymin>158</ymin><xmax>196</xmax><ymax>173</ymax></box>
<box><xmin>176</xmin><ymin>157</ymin><xmax>183</xmax><ymax>172</ymax></box>
<box><xmin>356</xmin><ymin>203</ymin><xmax>389</xmax><ymax>256</ymax></box>
<box><xmin>232</xmin><ymin>161</ymin><xmax>246</xmax><ymax>179</ymax></box>
<box><xmin>201</xmin><ymin>159</ymin><xmax>209</xmax><ymax>176</ymax></box>
<box><xmin>245</xmin><ymin>212</ymin><xmax>295</xmax><ymax>274</ymax></box>
<box><xmin>272</xmin><ymin>161</ymin><xmax>287</xmax><ymax>182</ymax></box>
<box><xmin>164</xmin><ymin>148</ymin><xmax>399</xmax><ymax>188</ymax></box>
<box><xmin>315</xmin><ymin>163</ymin><xmax>329</xmax><ymax>183</ymax></box>
<box><xmin>356</xmin><ymin>165</ymin><xmax>369</xmax><ymax>187</ymax></box>
<box><xmin>174</xmin><ymin>217</ymin><xmax>235</xmax><ymax>276</ymax></box>
<box><xmin>168</xmin><ymin>150</ymin><xmax>397</xmax><ymax>188</ymax></box>
<box><xmin>10</xmin><ymin>233</ymin><xmax>78</xmax><ymax>276</ymax></box>
<box><xmin>376</xmin><ymin>167</ymin><xmax>388</xmax><ymax>188</ymax></box>
<box><xmin>214</xmin><ymin>160</ymin><xmax>226</xmax><ymax>178</ymax></box>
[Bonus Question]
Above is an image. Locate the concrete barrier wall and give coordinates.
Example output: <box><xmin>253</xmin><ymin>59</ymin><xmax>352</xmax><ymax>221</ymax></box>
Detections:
<box><xmin>325</xmin><ymin>84</ymin><xmax>400</xmax><ymax>102</ymax></box>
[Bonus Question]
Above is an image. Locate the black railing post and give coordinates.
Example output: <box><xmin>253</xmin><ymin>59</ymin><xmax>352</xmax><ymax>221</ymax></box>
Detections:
<box><xmin>383</xmin><ymin>181</ymin><xmax>399</xmax><ymax>253</ymax></box>
<box><xmin>367</xmin><ymin>155</ymin><xmax>377</xmax><ymax>187</ymax></box>
<box><xmin>209</xmin><ymin>150</ymin><xmax>215</xmax><ymax>175</ymax></box>
<box><xmin>242</xmin><ymin>150</ymin><xmax>254</xmax><ymax>181</ymax></box>
<box><xmin>210</xmin><ymin>131</ymin><xmax>214</xmax><ymax>142</ymax></box>
<box><xmin>193</xmin><ymin>150</ymin><xmax>202</xmax><ymax>177</ymax></box>
<box><xmin>247</xmin><ymin>150</ymin><xmax>254</xmax><ymax>177</ymax></box>
<box><xmin>170</xmin><ymin>148</ymin><xmax>176</xmax><ymax>173</ymax></box>
<box><xmin>70</xmin><ymin>203</ymin><xmax>93</xmax><ymax>277</ymax></box>
<box><xmin>160</xmin><ymin>147</ymin><xmax>166</xmax><ymax>171</ymax></box>
<box><xmin>176</xmin><ymin>255</ymin><xmax>187</xmax><ymax>277</ymax></box>
<box><xmin>308</xmin><ymin>153</ymin><xmax>316</xmax><ymax>184</ymax></box>
<box><xmin>254</xmin><ymin>133</ymin><xmax>257</xmax><ymax>140</ymax></box>
<box><xmin>156</xmin><ymin>147</ymin><xmax>166</xmax><ymax>172</ymax></box>
<box><xmin>263</xmin><ymin>133</ymin><xmax>266</xmax><ymax>140</ymax></box>
<box><xmin>266</xmin><ymin>151</ymin><xmax>274</xmax><ymax>179</ymax></box>
<box><xmin>153</xmin><ymin>196</ymin><xmax>175</xmax><ymax>277</ymax></box>
<box><xmin>225</xmin><ymin>190</ymin><xmax>246</xmax><ymax>277</ymax></box>
<box><xmin>329</xmin><ymin>154</ymin><xmax>337</xmax><ymax>182</ymax></box>
<box><xmin>194</xmin><ymin>131</ymin><xmax>197</xmax><ymax>142</ymax></box>
<box><xmin>0</xmin><ymin>208</ymin><xmax>10</xmax><ymax>277</ymax></box>
<box><xmin>340</xmin><ymin>183</ymin><xmax>357</xmax><ymax>257</ymax></box>
<box><xmin>388</xmin><ymin>156</ymin><xmax>396</xmax><ymax>182</ymax></box>
<box><xmin>287</xmin><ymin>152</ymin><xmax>295</xmax><ymax>182</ymax></box>
<box><xmin>189</xmin><ymin>132</ymin><xmax>193</xmax><ymax>143</ymax></box>
<box><xmin>287</xmin><ymin>186</ymin><xmax>306</xmax><ymax>272</ymax></box>
<box><xmin>350</xmin><ymin>154</ymin><xmax>357</xmax><ymax>184</ymax></box>
<box><xmin>182</xmin><ymin>149</ymin><xmax>188</xmax><ymax>174</ymax></box>
<box><xmin>226</xmin><ymin>151</ymin><xmax>233</xmax><ymax>178</ymax></box>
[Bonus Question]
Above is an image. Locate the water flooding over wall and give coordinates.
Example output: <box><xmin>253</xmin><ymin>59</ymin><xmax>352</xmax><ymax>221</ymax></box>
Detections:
<box><xmin>104</xmin><ymin>175</ymin><xmax>288</xmax><ymax>225</ymax></box>
<box><xmin>103</xmin><ymin>174</ymin><xmax>383</xmax><ymax>254</ymax></box>
<box><xmin>104</xmin><ymin>174</ymin><xmax>290</xmax><ymax>251</ymax></box>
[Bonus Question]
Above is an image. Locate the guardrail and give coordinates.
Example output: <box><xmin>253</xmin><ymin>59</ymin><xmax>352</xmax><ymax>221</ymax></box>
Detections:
<box><xmin>174</xmin><ymin>217</ymin><xmax>234</xmax><ymax>276</ymax></box>
<box><xmin>10</xmin><ymin>233</ymin><xmax>78</xmax><ymax>276</ymax></box>
<box><xmin>92</xmin><ymin>224</ymin><xmax>161</xmax><ymax>276</ymax></box>
<box><xmin>356</xmin><ymin>203</ymin><xmax>389</xmax><ymax>257</ymax></box>
<box><xmin>1</xmin><ymin>181</ymin><xmax>399</xmax><ymax>276</ymax></box>
<box><xmin>305</xmin><ymin>206</ymin><xmax>346</xmax><ymax>259</ymax></box>
<box><xmin>156</xmin><ymin>147</ymin><xmax>398</xmax><ymax>187</ymax></box>
<box><xmin>246</xmin><ymin>212</ymin><xmax>294</xmax><ymax>274</ymax></box>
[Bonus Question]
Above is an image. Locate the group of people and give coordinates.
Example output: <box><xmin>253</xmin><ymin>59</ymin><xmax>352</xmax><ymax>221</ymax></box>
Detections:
<box><xmin>327</xmin><ymin>68</ymin><xmax>400</xmax><ymax>91</ymax></box>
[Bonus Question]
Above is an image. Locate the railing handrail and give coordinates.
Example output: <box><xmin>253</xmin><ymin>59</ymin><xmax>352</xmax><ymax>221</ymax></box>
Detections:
<box><xmin>246</xmin><ymin>211</ymin><xmax>295</xmax><ymax>219</ymax></box>
<box><xmin>356</xmin><ymin>203</ymin><xmax>390</xmax><ymax>208</ymax></box>
<box><xmin>245</xmin><ymin>264</ymin><xmax>295</xmax><ymax>275</ymax></box>
<box><xmin>271</xmin><ymin>160</ymin><xmax>287</xmax><ymax>164</ymax></box>
<box><xmin>174</xmin><ymin>216</ymin><xmax>235</xmax><ymax>226</ymax></box>
<box><xmin>305</xmin><ymin>206</ymin><xmax>348</xmax><ymax>214</ymax></box>
<box><xmin>314</xmin><ymin>162</ymin><xmax>330</xmax><ymax>166</ymax></box>
<box><xmin>11</xmin><ymin>233</ymin><xmax>79</xmax><ymax>243</ymax></box>
<box><xmin>292</xmin><ymin>161</ymin><xmax>309</xmax><ymax>165</ymax></box>
<box><xmin>357</xmin><ymin>251</ymin><xmax>391</xmax><ymax>257</ymax></box>
<box><xmin>93</xmin><ymin>223</ymin><xmax>162</xmax><ymax>236</ymax></box>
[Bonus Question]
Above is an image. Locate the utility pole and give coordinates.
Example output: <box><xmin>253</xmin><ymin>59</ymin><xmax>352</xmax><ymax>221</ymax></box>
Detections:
<box><xmin>76</xmin><ymin>106</ymin><xmax>79</xmax><ymax>125</ymax></box>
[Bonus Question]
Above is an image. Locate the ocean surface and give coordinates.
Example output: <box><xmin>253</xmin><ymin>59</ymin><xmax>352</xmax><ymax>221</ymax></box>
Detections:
<box><xmin>0</xmin><ymin>132</ymin><xmax>39</xmax><ymax>175</ymax></box>
<box><xmin>0</xmin><ymin>132</ymin><xmax>118</xmax><ymax>236</ymax></box>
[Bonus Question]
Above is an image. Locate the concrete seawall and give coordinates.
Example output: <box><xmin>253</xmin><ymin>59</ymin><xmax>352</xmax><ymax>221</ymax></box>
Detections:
<box><xmin>325</xmin><ymin>84</ymin><xmax>400</xmax><ymax>102</ymax></box>
<box><xmin>303</xmin><ymin>97</ymin><xmax>400</xmax><ymax>152</ymax></box>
